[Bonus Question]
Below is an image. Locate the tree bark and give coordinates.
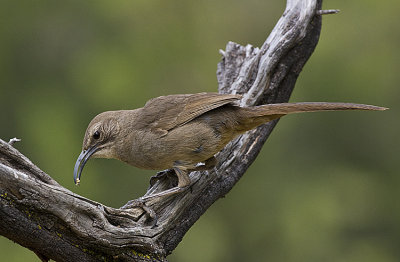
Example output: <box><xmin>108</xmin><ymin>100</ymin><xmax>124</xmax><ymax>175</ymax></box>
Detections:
<box><xmin>0</xmin><ymin>0</ymin><xmax>324</xmax><ymax>261</ymax></box>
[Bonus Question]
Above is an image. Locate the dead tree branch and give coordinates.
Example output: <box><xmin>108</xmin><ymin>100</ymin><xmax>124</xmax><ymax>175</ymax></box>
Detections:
<box><xmin>0</xmin><ymin>0</ymin><xmax>324</xmax><ymax>261</ymax></box>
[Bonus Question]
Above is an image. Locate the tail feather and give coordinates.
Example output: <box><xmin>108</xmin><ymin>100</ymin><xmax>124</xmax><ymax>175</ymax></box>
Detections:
<box><xmin>236</xmin><ymin>102</ymin><xmax>387</xmax><ymax>133</ymax></box>
<box><xmin>251</xmin><ymin>102</ymin><xmax>387</xmax><ymax>116</ymax></box>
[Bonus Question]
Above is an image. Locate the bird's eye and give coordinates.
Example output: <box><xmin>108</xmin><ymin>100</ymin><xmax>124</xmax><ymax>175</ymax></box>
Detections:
<box><xmin>93</xmin><ymin>131</ymin><xmax>101</xmax><ymax>140</ymax></box>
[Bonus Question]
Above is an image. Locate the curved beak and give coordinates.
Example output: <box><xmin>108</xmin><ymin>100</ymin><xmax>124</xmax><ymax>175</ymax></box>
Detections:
<box><xmin>73</xmin><ymin>144</ymin><xmax>99</xmax><ymax>185</ymax></box>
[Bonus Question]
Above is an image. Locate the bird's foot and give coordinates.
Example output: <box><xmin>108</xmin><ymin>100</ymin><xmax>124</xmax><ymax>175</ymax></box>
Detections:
<box><xmin>142</xmin><ymin>186</ymin><xmax>189</xmax><ymax>202</ymax></box>
<box><xmin>149</xmin><ymin>169</ymin><xmax>177</xmax><ymax>189</ymax></box>
<box><xmin>121</xmin><ymin>198</ymin><xmax>158</xmax><ymax>228</ymax></box>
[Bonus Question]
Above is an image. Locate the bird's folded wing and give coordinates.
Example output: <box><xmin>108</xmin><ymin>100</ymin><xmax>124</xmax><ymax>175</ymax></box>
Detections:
<box><xmin>137</xmin><ymin>92</ymin><xmax>241</xmax><ymax>135</ymax></box>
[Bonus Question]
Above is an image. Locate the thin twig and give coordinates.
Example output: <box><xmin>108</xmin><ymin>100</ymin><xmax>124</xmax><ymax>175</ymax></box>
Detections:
<box><xmin>316</xmin><ymin>9</ymin><xmax>340</xmax><ymax>15</ymax></box>
<box><xmin>8</xmin><ymin>137</ymin><xmax>21</xmax><ymax>146</ymax></box>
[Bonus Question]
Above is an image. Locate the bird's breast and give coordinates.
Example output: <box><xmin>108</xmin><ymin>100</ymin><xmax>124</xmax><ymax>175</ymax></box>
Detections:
<box><xmin>119</xmin><ymin>121</ymin><xmax>228</xmax><ymax>171</ymax></box>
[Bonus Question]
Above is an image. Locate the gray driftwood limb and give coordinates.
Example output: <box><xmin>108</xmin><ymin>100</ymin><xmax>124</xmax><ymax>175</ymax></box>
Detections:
<box><xmin>0</xmin><ymin>0</ymin><xmax>324</xmax><ymax>261</ymax></box>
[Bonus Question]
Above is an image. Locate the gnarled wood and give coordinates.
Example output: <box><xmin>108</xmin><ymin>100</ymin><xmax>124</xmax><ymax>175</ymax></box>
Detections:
<box><xmin>0</xmin><ymin>0</ymin><xmax>323</xmax><ymax>261</ymax></box>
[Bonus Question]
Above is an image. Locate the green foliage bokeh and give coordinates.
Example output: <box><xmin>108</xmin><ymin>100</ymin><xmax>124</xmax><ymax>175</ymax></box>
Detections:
<box><xmin>0</xmin><ymin>0</ymin><xmax>398</xmax><ymax>261</ymax></box>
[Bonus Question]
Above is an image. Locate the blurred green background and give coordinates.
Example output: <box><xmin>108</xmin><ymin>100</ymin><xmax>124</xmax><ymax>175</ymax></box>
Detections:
<box><xmin>0</xmin><ymin>0</ymin><xmax>398</xmax><ymax>261</ymax></box>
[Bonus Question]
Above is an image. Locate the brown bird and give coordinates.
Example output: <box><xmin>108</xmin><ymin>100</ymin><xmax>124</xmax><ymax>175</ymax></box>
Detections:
<box><xmin>74</xmin><ymin>92</ymin><xmax>386</xmax><ymax>200</ymax></box>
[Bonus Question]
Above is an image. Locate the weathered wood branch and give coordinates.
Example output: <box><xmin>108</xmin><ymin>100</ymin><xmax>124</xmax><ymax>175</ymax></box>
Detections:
<box><xmin>0</xmin><ymin>0</ymin><xmax>324</xmax><ymax>261</ymax></box>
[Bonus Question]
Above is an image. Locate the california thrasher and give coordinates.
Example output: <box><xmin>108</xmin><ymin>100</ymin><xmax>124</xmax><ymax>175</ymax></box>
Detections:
<box><xmin>74</xmin><ymin>92</ymin><xmax>386</xmax><ymax>200</ymax></box>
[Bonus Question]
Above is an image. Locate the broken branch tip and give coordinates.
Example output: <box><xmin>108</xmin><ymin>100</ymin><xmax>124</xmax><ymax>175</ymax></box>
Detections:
<box><xmin>316</xmin><ymin>9</ymin><xmax>340</xmax><ymax>15</ymax></box>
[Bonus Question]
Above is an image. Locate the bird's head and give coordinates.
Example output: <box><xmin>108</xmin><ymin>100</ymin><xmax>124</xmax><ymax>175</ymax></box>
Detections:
<box><xmin>74</xmin><ymin>111</ymin><xmax>122</xmax><ymax>185</ymax></box>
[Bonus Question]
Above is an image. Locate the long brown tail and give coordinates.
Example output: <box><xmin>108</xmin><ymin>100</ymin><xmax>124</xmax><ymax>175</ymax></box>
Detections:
<box><xmin>252</xmin><ymin>102</ymin><xmax>387</xmax><ymax>115</ymax></box>
<box><xmin>237</xmin><ymin>102</ymin><xmax>387</xmax><ymax>132</ymax></box>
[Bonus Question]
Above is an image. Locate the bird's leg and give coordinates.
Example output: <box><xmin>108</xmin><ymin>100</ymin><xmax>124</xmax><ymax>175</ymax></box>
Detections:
<box><xmin>141</xmin><ymin>166</ymin><xmax>191</xmax><ymax>201</ymax></box>
<box><xmin>140</xmin><ymin>185</ymin><xmax>188</xmax><ymax>201</ymax></box>
<box><xmin>120</xmin><ymin>160</ymin><xmax>218</xmax><ymax>225</ymax></box>
<box><xmin>149</xmin><ymin>169</ymin><xmax>177</xmax><ymax>188</ymax></box>
<box><xmin>120</xmin><ymin>167</ymin><xmax>191</xmax><ymax>227</ymax></box>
